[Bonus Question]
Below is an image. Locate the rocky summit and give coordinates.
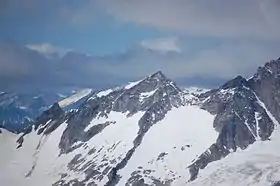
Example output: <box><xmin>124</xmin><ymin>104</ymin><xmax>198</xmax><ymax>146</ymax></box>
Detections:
<box><xmin>1</xmin><ymin>59</ymin><xmax>280</xmax><ymax>186</ymax></box>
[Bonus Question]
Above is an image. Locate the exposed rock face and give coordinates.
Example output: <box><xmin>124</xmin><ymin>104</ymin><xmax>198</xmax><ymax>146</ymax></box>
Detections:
<box><xmin>189</xmin><ymin>75</ymin><xmax>275</xmax><ymax>180</ymax></box>
<box><xmin>273</xmin><ymin>181</ymin><xmax>280</xmax><ymax>186</ymax></box>
<box><xmin>249</xmin><ymin>58</ymin><xmax>280</xmax><ymax>122</ymax></box>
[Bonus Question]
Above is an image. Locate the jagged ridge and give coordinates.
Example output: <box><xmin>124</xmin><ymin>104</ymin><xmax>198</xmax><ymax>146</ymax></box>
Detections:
<box><xmin>2</xmin><ymin>58</ymin><xmax>280</xmax><ymax>186</ymax></box>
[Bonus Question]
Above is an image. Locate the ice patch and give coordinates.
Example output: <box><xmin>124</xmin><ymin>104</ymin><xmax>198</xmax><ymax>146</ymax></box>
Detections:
<box><xmin>125</xmin><ymin>80</ymin><xmax>142</xmax><ymax>89</ymax></box>
<box><xmin>18</xmin><ymin>106</ymin><xmax>28</xmax><ymax>110</ymax></box>
<box><xmin>183</xmin><ymin>87</ymin><xmax>209</xmax><ymax>95</ymax></box>
<box><xmin>58</xmin><ymin>89</ymin><xmax>92</xmax><ymax>107</ymax></box>
<box><xmin>255</xmin><ymin>112</ymin><xmax>262</xmax><ymax>140</ymax></box>
<box><xmin>139</xmin><ymin>89</ymin><xmax>157</xmax><ymax>102</ymax></box>
<box><xmin>255</xmin><ymin>94</ymin><xmax>279</xmax><ymax>127</ymax></box>
<box><xmin>235</xmin><ymin>111</ymin><xmax>257</xmax><ymax>140</ymax></box>
<box><xmin>96</xmin><ymin>89</ymin><xmax>113</xmax><ymax>98</ymax></box>
<box><xmin>220</xmin><ymin>88</ymin><xmax>235</xmax><ymax>95</ymax></box>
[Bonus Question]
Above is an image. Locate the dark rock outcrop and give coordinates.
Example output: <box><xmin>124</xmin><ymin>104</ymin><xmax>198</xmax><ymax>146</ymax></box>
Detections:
<box><xmin>189</xmin><ymin>75</ymin><xmax>275</xmax><ymax>180</ymax></box>
<box><xmin>248</xmin><ymin>58</ymin><xmax>280</xmax><ymax>122</ymax></box>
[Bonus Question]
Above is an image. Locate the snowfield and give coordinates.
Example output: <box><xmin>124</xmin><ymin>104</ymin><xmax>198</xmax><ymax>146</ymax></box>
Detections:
<box><xmin>188</xmin><ymin>126</ymin><xmax>280</xmax><ymax>186</ymax></box>
<box><xmin>0</xmin><ymin>104</ymin><xmax>217</xmax><ymax>186</ymax></box>
<box><xmin>0</xmin><ymin>123</ymin><xmax>68</xmax><ymax>186</ymax></box>
<box><xmin>70</xmin><ymin>111</ymin><xmax>145</xmax><ymax>185</ymax></box>
<box><xmin>118</xmin><ymin>106</ymin><xmax>217</xmax><ymax>185</ymax></box>
<box><xmin>2</xmin><ymin>102</ymin><xmax>280</xmax><ymax>186</ymax></box>
<box><xmin>0</xmin><ymin>111</ymin><xmax>145</xmax><ymax>186</ymax></box>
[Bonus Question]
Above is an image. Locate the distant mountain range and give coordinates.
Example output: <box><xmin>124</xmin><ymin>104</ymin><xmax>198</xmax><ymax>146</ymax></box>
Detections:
<box><xmin>0</xmin><ymin>89</ymin><xmax>92</xmax><ymax>132</ymax></box>
<box><xmin>1</xmin><ymin>57</ymin><xmax>280</xmax><ymax>186</ymax></box>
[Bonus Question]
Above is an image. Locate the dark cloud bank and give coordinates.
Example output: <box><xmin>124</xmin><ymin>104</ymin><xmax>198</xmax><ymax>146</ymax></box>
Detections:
<box><xmin>0</xmin><ymin>41</ymin><xmax>231</xmax><ymax>92</ymax></box>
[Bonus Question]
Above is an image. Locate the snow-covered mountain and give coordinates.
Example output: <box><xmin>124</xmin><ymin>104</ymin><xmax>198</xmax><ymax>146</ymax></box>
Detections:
<box><xmin>1</xmin><ymin>58</ymin><xmax>280</xmax><ymax>186</ymax></box>
<box><xmin>0</xmin><ymin>89</ymin><xmax>92</xmax><ymax>133</ymax></box>
<box><xmin>0</xmin><ymin>92</ymin><xmax>61</xmax><ymax>132</ymax></box>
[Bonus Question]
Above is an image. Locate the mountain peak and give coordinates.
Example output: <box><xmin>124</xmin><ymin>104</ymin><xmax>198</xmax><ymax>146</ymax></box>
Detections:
<box><xmin>149</xmin><ymin>70</ymin><xmax>167</xmax><ymax>81</ymax></box>
<box><xmin>4</xmin><ymin>56</ymin><xmax>280</xmax><ymax>186</ymax></box>
<box><xmin>250</xmin><ymin>58</ymin><xmax>280</xmax><ymax>81</ymax></box>
<box><xmin>221</xmin><ymin>75</ymin><xmax>248</xmax><ymax>89</ymax></box>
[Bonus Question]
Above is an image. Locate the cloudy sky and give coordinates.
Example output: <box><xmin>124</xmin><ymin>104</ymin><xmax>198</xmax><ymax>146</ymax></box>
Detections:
<box><xmin>1</xmin><ymin>0</ymin><xmax>280</xmax><ymax>91</ymax></box>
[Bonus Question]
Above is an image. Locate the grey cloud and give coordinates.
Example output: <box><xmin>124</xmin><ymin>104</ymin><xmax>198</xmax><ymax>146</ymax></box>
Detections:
<box><xmin>1</xmin><ymin>1</ymin><xmax>280</xmax><ymax>92</ymax></box>
<box><xmin>2</xmin><ymin>0</ymin><xmax>279</xmax><ymax>40</ymax></box>
<box><xmin>0</xmin><ymin>0</ymin><xmax>45</xmax><ymax>16</ymax></box>
<box><xmin>0</xmin><ymin>42</ymin><xmax>132</xmax><ymax>91</ymax></box>
<box><xmin>26</xmin><ymin>43</ymin><xmax>72</xmax><ymax>58</ymax></box>
<box><xmin>1</xmin><ymin>39</ymin><xmax>279</xmax><ymax>92</ymax></box>
<box><xmin>0</xmin><ymin>42</ymin><xmax>48</xmax><ymax>76</ymax></box>
<box><xmin>0</xmin><ymin>0</ymin><xmax>101</xmax><ymax>26</ymax></box>
<box><xmin>140</xmin><ymin>37</ymin><xmax>181</xmax><ymax>53</ymax></box>
<box><xmin>102</xmin><ymin>0</ymin><xmax>280</xmax><ymax>39</ymax></box>
<box><xmin>86</xmin><ymin>40</ymin><xmax>280</xmax><ymax>80</ymax></box>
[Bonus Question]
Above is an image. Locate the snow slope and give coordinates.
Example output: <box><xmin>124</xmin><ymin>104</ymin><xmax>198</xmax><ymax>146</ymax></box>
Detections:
<box><xmin>0</xmin><ymin>111</ymin><xmax>145</xmax><ymax>186</ymax></box>
<box><xmin>66</xmin><ymin>111</ymin><xmax>145</xmax><ymax>185</ymax></box>
<box><xmin>2</xmin><ymin>103</ymin><xmax>280</xmax><ymax>186</ymax></box>
<box><xmin>0</xmin><ymin>103</ymin><xmax>217</xmax><ymax>186</ymax></box>
<box><xmin>0</xmin><ymin>123</ymin><xmax>68</xmax><ymax>186</ymax></box>
<box><xmin>118</xmin><ymin>106</ymin><xmax>217</xmax><ymax>185</ymax></box>
<box><xmin>188</xmin><ymin>127</ymin><xmax>280</xmax><ymax>186</ymax></box>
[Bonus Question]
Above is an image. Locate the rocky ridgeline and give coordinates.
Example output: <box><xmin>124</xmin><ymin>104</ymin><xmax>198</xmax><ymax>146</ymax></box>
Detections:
<box><xmin>13</xmin><ymin>58</ymin><xmax>280</xmax><ymax>185</ymax></box>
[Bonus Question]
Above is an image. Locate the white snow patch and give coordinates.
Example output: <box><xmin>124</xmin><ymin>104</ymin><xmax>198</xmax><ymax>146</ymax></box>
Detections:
<box><xmin>183</xmin><ymin>87</ymin><xmax>209</xmax><ymax>95</ymax></box>
<box><xmin>118</xmin><ymin>105</ymin><xmax>217</xmax><ymax>185</ymax></box>
<box><xmin>255</xmin><ymin>112</ymin><xmax>262</xmax><ymax>140</ymax></box>
<box><xmin>245</xmin><ymin>119</ymin><xmax>257</xmax><ymax>140</ymax></box>
<box><xmin>187</xmin><ymin>126</ymin><xmax>280</xmax><ymax>186</ymax></box>
<box><xmin>57</xmin><ymin>93</ymin><xmax>67</xmax><ymax>98</ymax></box>
<box><xmin>182</xmin><ymin>87</ymin><xmax>209</xmax><ymax>105</ymax></box>
<box><xmin>254</xmin><ymin>93</ymin><xmax>279</xmax><ymax>127</ymax></box>
<box><xmin>70</xmin><ymin>111</ymin><xmax>144</xmax><ymax>185</ymax></box>
<box><xmin>220</xmin><ymin>88</ymin><xmax>235</xmax><ymax>95</ymax></box>
<box><xmin>18</xmin><ymin>106</ymin><xmax>28</xmax><ymax>110</ymax></box>
<box><xmin>235</xmin><ymin>111</ymin><xmax>257</xmax><ymax>140</ymax></box>
<box><xmin>202</xmin><ymin>95</ymin><xmax>211</xmax><ymax>103</ymax></box>
<box><xmin>265</xmin><ymin>66</ymin><xmax>273</xmax><ymax>74</ymax></box>
<box><xmin>96</xmin><ymin>89</ymin><xmax>113</xmax><ymax>97</ymax></box>
<box><xmin>0</xmin><ymin>122</ymin><xmax>69</xmax><ymax>186</ymax></box>
<box><xmin>124</xmin><ymin>80</ymin><xmax>142</xmax><ymax>89</ymax></box>
<box><xmin>58</xmin><ymin>89</ymin><xmax>92</xmax><ymax>107</ymax></box>
<box><xmin>139</xmin><ymin>89</ymin><xmax>157</xmax><ymax>102</ymax></box>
